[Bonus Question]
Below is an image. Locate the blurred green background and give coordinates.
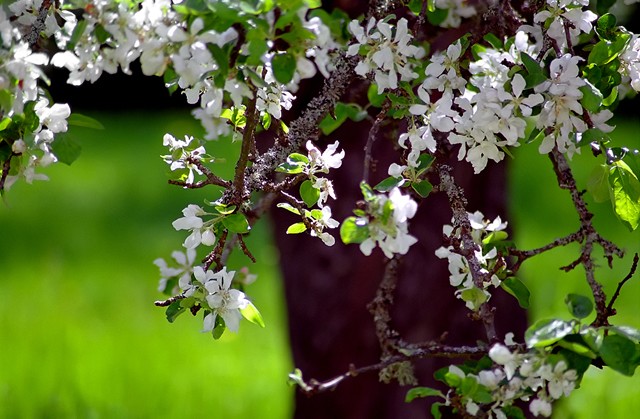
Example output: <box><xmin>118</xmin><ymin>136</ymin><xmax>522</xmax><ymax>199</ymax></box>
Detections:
<box><xmin>0</xmin><ymin>112</ymin><xmax>293</xmax><ymax>418</ymax></box>
<box><xmin>0</xmin><ymin>111</ymin><xmax>639</xmax><ymax>418</ymax></box>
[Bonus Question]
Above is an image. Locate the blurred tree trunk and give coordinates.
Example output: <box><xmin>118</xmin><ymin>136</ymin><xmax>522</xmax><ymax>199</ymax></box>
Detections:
<box><xmin>272</xmin><ymin>116</ymin><xmax>526</xmax><ymax>418</ymax></box>
<box><xmin>273</xmin><ymin>3</ymin><xmax>526</xmax><ymax>415</ymax></box>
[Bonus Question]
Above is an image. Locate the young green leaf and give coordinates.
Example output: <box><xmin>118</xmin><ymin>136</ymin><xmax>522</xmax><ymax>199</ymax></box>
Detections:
<box><xmin>272</xmin><ymin>53</ymin><xmax>297</xmax><ymax>84</ymax></box>
<box><xmin>599</xmin><ymin>334</ymin><xmax>640</xmax><ymax>376</ymax></box>
<box><xmin>411</xmin><ymin>180</ymin><xmax>433</xmax><ymax>198</ymax></box>
<box><xmin>405</xmin><ymin>387</ymin><xmax>444</xmax><ymax>403</ymax></box>
<box><xmin>277</xmin><ymin>202</ymin><xmax>301</xmax><ymax>215</ymax></box>
<box><xmin>340</xmin><ymin>216</ymin><xmax>369</xmax><ymax>244</ymax></box>
<box><xmin>300</xmin><ymin>179</ymin><xmax>320</xmax><ymax>207</ymax></box>
<box><xmin>525</xmin><ymin>318</ymin><xmax>574</xmax><ymax>348</ymax></box>
<box><xmin>608</xmin><ymin>160</ymin><xmax>640</xmax><ymax>231</ymax></box>
<box><xmin>587</xmin><ymin>164</ymin><xmax>611</xmax><ymax>203</ymax></box>
<box><xmin>240</xmin><ymin>301</ymin><xmax>266</xmax><ymax>327</ymax></box>
<box><xmin>565</xmin><ymin>293</ymin><xmax>594</xmax><ymax>319</ymax></box>
<box><xmin>50</xmin><ymin>134</ymin><xmax>82</xmax><ymax>165</ymax></box>
<box><xmin>374</xmin><ymin>176</ymin><xmax>404</xmax><ymax>192</ymax></box>
<box><xmin>500</xmin><ymin>277</ymin><xmax>530</xmax><ymax>309</ymax></box>
<box><xmin>286</xmin><ymin>222</ymin><xmax>307</xmax><ymax>234</ymax></box>
<box><xmin>222</xmin><ymin>213</ymin><xmax>251</xmax><ymax>233</ymax></box>
<box><xmin>165</xmin><ymin>300</ymin><xmax>186</xmax><ymax>323</ymax></box>
<box><xmin>68</xmin><ymin>113</ymin><xmax>105</xmax><ymax>130</ymax></box>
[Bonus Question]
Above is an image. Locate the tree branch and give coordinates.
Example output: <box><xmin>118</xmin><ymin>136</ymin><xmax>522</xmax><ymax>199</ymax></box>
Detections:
<box><xmin>437</xmin><ymin>163</ymin><xmax>497</xmax><ymax>342</ymax></box>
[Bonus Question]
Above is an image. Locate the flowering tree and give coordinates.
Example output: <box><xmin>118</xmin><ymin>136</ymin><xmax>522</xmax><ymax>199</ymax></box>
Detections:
<box><xmin>2</xmin><ymin>0</ymin><xmax>640</xmax><ymax>417</ymax></box>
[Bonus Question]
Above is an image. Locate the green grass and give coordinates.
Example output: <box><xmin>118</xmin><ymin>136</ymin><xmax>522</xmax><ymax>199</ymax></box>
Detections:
<box><xmin>0</xmin><ymin>112</ymin><xmax>293</xmax><ymax>418</ymax></box>
<box><xmin>510</xmin><ymin>119</ymin><xmax>640</xmax><ymax>418</ymax></box>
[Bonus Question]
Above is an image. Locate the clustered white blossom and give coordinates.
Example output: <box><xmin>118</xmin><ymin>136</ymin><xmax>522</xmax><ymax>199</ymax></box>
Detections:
<box><xmin>0</xmin><ymin>3</ymin><xmax>73</xmax><ymax>189</ymax></box>
<box><xmin>359</xmin><ymin>187</ymin><xmax>419</xmax><ymax>258</ymax></box>
<box><xmin>172</xmin><ymin>204</ymin><xmax>216</xmax><ymax>249</ymax></box>
<box><xmin>161</xmin><ymin>133</ymin><xmax>206</xmax><ymax>184</ymax></box>
<box><xmin>449</xmin><ymin>342</ymin><xmax>578</xmax><ymax>418</ymax></box>
<box><xmin>154</xmin><ymin>248</ymin><xmax>197</xmax><ymax>294</ymax></box>
<box><xmin>347</xmin><ymin>17</ymin><xmax>425</xmax><ymax>93</ymax></box>
<box><xmin>436</xmin><ymin>211</ymin><xmax>508</xmax><ymax>310</ymax></box>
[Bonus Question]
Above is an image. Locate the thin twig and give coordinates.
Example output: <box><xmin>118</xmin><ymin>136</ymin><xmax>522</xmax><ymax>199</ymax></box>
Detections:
<box><xmin>237</xmin><ymin>234</ymin><xmax>256</xmax><ymax>263</ymax></box>
<box><xmin>548</xmin><ymin>150</ymin><xmax>624</xmax><ymax>327</ymax></box>
<box><xmin>0</xmin><ymin>153</ymin><xmax>15</xmax><ymax>192</ymax></box>
<box><xmin>606</xmin><ymin>253</ymin><xmax>639</xmax><ymax>317</ymax></box>
<box><xmin>296</xmin><ymin>344</ymin><xmax>486</xmax><ymax>395</ymax></box>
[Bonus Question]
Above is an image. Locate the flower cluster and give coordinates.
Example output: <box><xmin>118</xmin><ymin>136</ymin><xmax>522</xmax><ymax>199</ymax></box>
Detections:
<box><xmin>436</xmin><ymin>211</ymin><xmax>509</xmax><ymax>310</ymax></box>
<box><xmin>341</xmin><ymin>184</ymin><xmax>418</xmax><ymax>258</ymax></box>
<box><xmin>442</xmin><ymin>342</ymin><xmax>579</xmax><ymax>418</ymax></box>
<box><xmin>172</xmin><ymin>204</ymin><xmax>217</xmax><ymax>249</ymax></box>
<box><xmin>347</xmin><ymin>17</ymin><xmax>425</xmax><ymax>93</ymax></box>
<box><xmin>161</xmin><ymin>134</ymin><xmax>207</xmax><ymax>184</ymax></box>
<box><xmin>0</xmin><ymin>3</ymin><xmax>73</xmax><ymax>189</ymax></box>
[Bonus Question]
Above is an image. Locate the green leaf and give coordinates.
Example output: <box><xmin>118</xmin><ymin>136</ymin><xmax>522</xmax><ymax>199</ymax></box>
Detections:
<box><xmin>374</xmin><ymin>176</ymin><xmax>404</xmax><ymax>192</ymax></box>
<box><xmin>67</xmin><ymin>113</ymin><xmax>104</xmax><ymax>130</ymax></box>
<box><xmin>557</xmin><ymin>338</ymin><xmax>597</xmax><ymax>359</ymax></box>
<box><xmin>340</xmin><ymin>216</ymin><xmax>369</xmax><ymax>244</ymax></box>
<box><xmin>482</xmin><ymin>231</ymin><xmax>508</xmax><ymax>245</ymax></box>
<box><xmin>360</xmin><ymin>181</ymin><xmax>376</xmax><ymax>201</ymax></box>
<box><xmin>277</xmin><ymin>202</ymin><xmax>300</xmax><ymax>215</ymax></box>
<box><xmin>579</xmin><ymin>81</ymin><xmax>603</xmax><ymax>112</ymax></box>
<box><xmin>589</xmin><ymin>34</ymin><xmax>631</xmax><ymax>66</ymax></box>
<box><xmin>50</xmin><ymin>134</ymin><xmax>82</xmax><ymax>165</ymax></box>
<box><xmin>525</xmin><ymin>318</ymin><xmax>574</xmax><ymax>348</ymax></box>
<box><xmin>0</xmin><ymin>117</ymin><xmax>10</xmax><ymax>131</ymax></box>
<box><xmin>597</xmin><ymin>13</ymin><xmax>617</xmax><ymax>36</ymax></box>
<box><xmin>582</xmin><ymin>327</ymin><xmax>605</xmax><ymax>351</ymax></box>
<box><xmin>501</xmin><ymin>406</ymin><xmax>526</xmax><ymax>419</ymax></box>
<box><xmin>599</xmin><ymin>334</ymin><xmax>640</xmax><ymax>376</ymax></box>
<box><xmin>67</xmin><ymin>18</ymin><xmax>88</xmax><ymax>50</ymax></box>
<box><xmin>165</xmin><ymin>300</ymin><xmax>186</xmax><ymax>323</ymax></box>
<box><xmin>411</xmin><ymin>180</ymin><xmax>433</xmax><ymax>198</ymax></box>
<box><xmin>405</xmin><ymin>386</ymin><xmax>444</xmax><ymax>403</ymax></box>
<box><xmin>319</xmin><ymin>102</ymin><xmax>368</xmax><ymax>135</ymax></box>
<box><xmin>582</xmin><ymin>128</ymin><xmax>610</xmax><ymax>145</ymax></box>
<box><xmin>460</xmin><ymin>287</ymin><xmax>488</xmax><ymax>310</ymax></box>
<box><xmin>521</xmin><ymin>52</ymin><xmax>547</xmax><ymax>88</ymax></box>
<box><xmin>500</xmin><ymin>277</ymin><xmax>530</xmax><ymax>309</ymax></box>
<box><xmin>271</xmin><ymin>53</ymin><xmax>297</xmax><ymax>85</ymax></box>
<box><xmin>240</xmin><ymin>301</ymin><xmax>266</xmax><ymax>327</ymax></box>
<box><xmin>286</xmin><ymin>222</ymin><xmax>307</xmax><ymax>234</ymax></box>
<box><xmin>416</xmin><ymin>154</ymin><xmax>436</xmax><ymax>173</ymax></box>
<box><xmin>565</xmin><ymin>293</ymin><xmax>594</xmax><ymax>319</ymax></box>
<box><xmin>300</xmin><ymin>179</ymin><xmax>320</xmax><ymax>207</ymax></box>
<box><xmin>214</xmin><ymin>203</ymin><xmax>237</xmax><ymax>215</ymax></box>
<box><xmin>212</xmin><ymin>320</ymin><xmax>226</xmax><ymax>339</ymax></box>
<box><xmin>222</xmin><ymin>213</ymin><xmax>251</xmax><ymax>233</ymax></box>
<box><xmin>558</xmin><ymin>347</ymin><xmax>593</xmax><ymax>375</ymax></box>
<box><xmin>407</xmin><ymin>0</ymin><xmax>425</xmax><ymax>14</ymax></box>
<box><xmin>431</xmin><ymin>402</ymin><xmax>444</xmax><ymax>419</ymax></box>
<box><xmin>304</xmin><ymin>0</ymin><xmax>322</xmax><ymax>8</ymax></box>
<box><xmin>426</xmin><ymin>8</ymin><xmax>448</xmax><ymax>26</ymax></box>
<box><xmin>608</xmin><ymin>160</ymin><xmax>640</xmax><ymax>231</ymax></box>
<box><xmin>276</xmin><ymin>153</ymin><xmax>309</xmax><ymax>174</ymax></box>
<box><xmin>588</xmin><ymin>164</ymin><xmax>611</xmax><ymax>203</ymax></box>
<box><xmin>367</xmin><ymin>84</ymin><xmax>386</xmax><ymax>108</ymax></box>
<box><xmin>610</xmin><ymin>325</ymin><xmax>640</xmax><ymax>342</ymax></box>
